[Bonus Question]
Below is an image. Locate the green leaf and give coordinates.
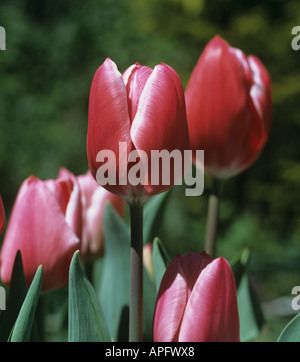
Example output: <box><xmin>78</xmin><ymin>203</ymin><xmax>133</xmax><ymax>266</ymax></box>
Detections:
<box><xmin>237</xmin><ymin>272</ymin><xmax>264</xmax><ymax>342</ymax></box>
<box><xmin>143</xmin><ymin>190</ymin><xmax>170</xmax><ymax>245</ymax></box>
<box><xmin>152</xmin><ymin>238</ymin><xmax>171</xmax><ymax>293</ymax></box>
<box><xmin>98</xmin><ymin>204</ymin><xmax>130</xmax><ymax>341</ymax></box>
<box><xmin>278</xmin><ymin>313</ymin><xmax>300</xmax><ymax>342</ymax></box>
<box><xmin>230</xmin><ymin>249</ymin><xmax>265</xmax><ymax>342</ymax></box>
<box><xmin>0</xmin><ymin>251</ymin><xmax>28</xmax><ymax>341</ymax></box>
<box><xmin>232</xmin><ymin>250</ymin><xmax>264</xmax><ymax>342</ymax></box>
<box><xmin>230</xmin><ymin>248</ymin><xmax>250</xmax><ymax>288</ymax></box>
<box><xmin>10</xmin><ymin>265</ymin><xmax>43</xmax><ymax>342</ymax></box>
<box><xmin>68</xmin><ymin>250</ymin><xmax>111</xmax><ymax>342</ymax></box>
<box><xmin>143</xmin><ymin>264</ymin><xmax>156</xmax><ymax>342</ymax></box>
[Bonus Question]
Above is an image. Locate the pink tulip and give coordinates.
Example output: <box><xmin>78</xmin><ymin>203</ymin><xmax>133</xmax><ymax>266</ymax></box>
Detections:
<box><xmin>185</xmin><ymin>35</ymin><xmax>272</xmax><ymax>179</ymax></box>
<box><xmin>0</xmin><ymin>174</ymin><xmax>81</xmax><ymax>290</ymax></box>
<box><xmin>0</xmin><ymin>194</ymin><xmax>5</xmax><ymax>234</ymax></box>
<box><xmin>76</xmin><ymin>170</ymin><xmax>125</xmax><ymax>260</ymax></box>
<box><xmin>87</xmin><ymin>58</ymin><xmax>189</xmax><ymax>204</ymax></box>
<box><xmin>153</xmin><ymin>252</ymin><xmax>240</xmax><ymax>342</ymax></box>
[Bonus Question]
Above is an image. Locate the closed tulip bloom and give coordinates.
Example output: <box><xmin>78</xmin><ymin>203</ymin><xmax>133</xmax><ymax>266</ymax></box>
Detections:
<box><xmin>76</xmin><ymin>170</ymin><xmax>125</xmax><ymax>260</ymax></box>
<box><xmin>87</xmin><ymin>58</ymin><xmax>189</xmax><ymax>204</ymax></box>
<box><xmin>153</xmin><ymin>252</ymin><xmax>240</xmax><ymax>342</ymax></box>
<box><xmin>185</xmin><ymin>35</ymin><xmax>272</xmax><ymax>179</ymax></box>
<box><xmin>0</xmin><ymin>194</ymin><xmax>5</xmax><ymax>234</ymax></box>
<box><xmin>0</xmin><ymin>174</ymin><xmax>81</xmax><ymax>290</ymax></box>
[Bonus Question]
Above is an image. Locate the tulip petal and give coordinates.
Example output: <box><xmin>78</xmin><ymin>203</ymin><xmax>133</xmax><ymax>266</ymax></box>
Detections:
<box><xmin>76</xmin><ymin>170</ymin><xmax>99</xmax><ymax>208</ymax></box>
<box><xmin>0</xmin><ymin>176</ymin><xmax>80</xmax><ymax>290</ymax></box>
<box><xmin>44</xmin><ymin>178</ymin><xmax>72</xmax><ymax>217</ymax></box>
<box><xmin>64</xmin><ymin>175</ymin><xmax>82</xmax><ymax>241</ymax></box>
<box><xmin>45</xmin><ymin>171</ymin><xmax>82</xmax><ymax>241</ymax></box>
<box><xmin>57</xmin><ymin>167</ymin><xmax>84</xmax><ymax>241</ymax></box>
<box><xmin>131</xmin><ymin>63</ymin><xmax>188</xmax><ymax>154</ymax></box>
<box><xmin>234</xmin><ymin>55</ymin><xmax>272</xmax><ymax>174</ymax></box>
<box><xmin>179</xmin><ymin>252</ymin><xmax>213</xmax><ymax>298</ymax></box>
<box><xmin>123</xmin><ymin>64</ymin><xmax>152</xmax><ymax>122</ymax></box>
<box><xmin>249</xmin><ymin>55</ymin><xmax>272</xmax><ymax>131</ymax></box>
<box><xmin>131</xmin><ymin>63</ymin><xmax>189</xmax><ymax>196</ymax></box>
<box><xmin>76</xmin><ymin>170</ymin><xmax>100</xmax><ymax>256</ymax></box>
<box><xmin>85</xmin><ymin>187</ymin><xmax>123</xmax><ymax>259</ymax></box>
<box><xmin>87</xmin><ymin>58</ymin><xmax>132</xmax><ymax>196</ymax></box>
<box><xmin>153</xmin><ymin>256</ymin><xmax>189</xmax><ymax>342</ymax></box>
<box><xmin>179</xmin><ymin>257</ymin><xmax>240</xmax><ymax>342</ymax></box>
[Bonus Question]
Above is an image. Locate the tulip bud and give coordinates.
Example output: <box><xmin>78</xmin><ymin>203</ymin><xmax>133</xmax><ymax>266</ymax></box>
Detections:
<box><xmin>0</xmin><ymin>174</ymin><xmax>81</xmax><ymax>291</ymax></box>
<box><xmin>87</xmin><ymin>58</ymin><xmax>189</xmax><ymax>204</ymax></box>
<box><xmin>185</xmin><ymin>35</ymin><xmax>272</xmax><ymax>179</ymax></box>
<box><xmin>153</xmin><ymin>252</ymin><xmax>240</xmax><ymax>342</ymax></box>
<box><xmin>76</xmin><ymin>170</ymin><xmax>125</xmax><ymax>260</ymax></box>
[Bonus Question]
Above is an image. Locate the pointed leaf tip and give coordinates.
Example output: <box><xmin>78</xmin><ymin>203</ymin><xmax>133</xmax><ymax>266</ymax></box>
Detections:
<box><xmin>68</xmin><ymin>251</ymin><xmax>111</xmax><ymax>342</ymax></box>
<box><xmin>10</xmin><ymin>265</ymin><xmax>43</xmax><ymax>342</ymax></box>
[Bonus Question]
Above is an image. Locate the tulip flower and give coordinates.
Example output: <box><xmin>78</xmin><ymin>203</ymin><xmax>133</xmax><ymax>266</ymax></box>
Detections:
<box><xmin>76</xmin><ymin>170</ymin><xmax>124</xmax><ymax>260</ymax></box>
<box><xmin>0</xmin><ymin>174</ymin><xmax>81</xmax><ymax>291</ymax></box>
<box><xmin>185</xmin><ymin>35</ymin><xmax>272</xmax><ymax>179</ymax></box>
<box><xmin>87</xmin><ymin>57</ymin><xmax>189</xmax><ymax>204</ymax></box>
<box><xmin>153</xmin><ymin>252</ymin><xmax>240</xmax><ymax>342</ymax></box>
<box><xmin>87</xmin><ymin>58</ymin><xmax>189</xmax><ymax>341</ymax></box>
<box><xmin>185</xmin><ymin>35</ymin><xmax>272</xmax><ymax>257</ymax></box>
<box><xmin>0</xmin><ymin>194</ymin><xmax>5</xmax><ymax>234</ymax></box>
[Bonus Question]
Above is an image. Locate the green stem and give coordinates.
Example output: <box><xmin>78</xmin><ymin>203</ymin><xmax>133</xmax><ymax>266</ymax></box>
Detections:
<box><xmin>204</xmin><ymin>177</ymin><xmax>223</xmax><ymax>258</ymax></box>
<box><xmin>129</xmin><ymin>202</ymin><xmax>144</xmax><ymax>342</ymax></box>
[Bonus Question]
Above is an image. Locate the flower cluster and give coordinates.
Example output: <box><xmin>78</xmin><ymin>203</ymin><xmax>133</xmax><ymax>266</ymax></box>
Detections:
<box><xmin>0</xmin><ymin>36</ymin><xmax>273</xmax><ymax>342</ymax></box>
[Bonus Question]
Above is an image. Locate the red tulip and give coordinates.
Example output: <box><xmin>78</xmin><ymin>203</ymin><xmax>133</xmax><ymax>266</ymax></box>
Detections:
<box><xmin>0</xmin><ymin>174</ymin><xmax>81</xmax><ymax>290</ymax></box>
<box><xmin>185</xmin><ymin>35</ymin><xmax>272</xmax><ymax>179</ymax></box>
<box><xmin>153</xmin><ymin>252</ymin><xmax>240</xmax><ymax>342</ymax></box>
<box><xmin>87</xmin><ymin>58</ymin><xmax>189</xmax><ymax>204</ymax></box>
<box><xmin>76</xmin><ymin>170</ymin><xmax>124</xmax><ymax>260</ymax></box>
<box><xmin>0</xmin><ymin>194</ymin><xmax>5</xmax><ymax>234</ymax></box>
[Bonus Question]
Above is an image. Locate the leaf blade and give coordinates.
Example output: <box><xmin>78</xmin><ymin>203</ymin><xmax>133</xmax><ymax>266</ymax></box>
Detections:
<box><xmin>152</xmin><ymin>237</ymin><xmax>170</xmax><ymax>293</ymax></box>
<box><xmin>68</xmin><ymin>250</ymin><xmax>111</xmax><ymax>342</ymax></box>
<box><xmin>278</xmin><ymin>313</ymin><xmax>300</xmax><ymax>342</ymax></box>
<box><xmin>0</xmin><ymin>251</ymin><xmax>28</xmax><ymax>341</ymax></box>
<box><xmin>99</xmin><ymin>204</ymin><xmax>130</xmax><ymax>342</ymax></box>
<box><xmin>10</xmin><ymin>265</ymin><xmax>43</xmax><ymax>342</ymax></box>
<box><xmin>143</xmin><ymin>190</ymin><xmax>170</xmax><ymax>245</ymax></box>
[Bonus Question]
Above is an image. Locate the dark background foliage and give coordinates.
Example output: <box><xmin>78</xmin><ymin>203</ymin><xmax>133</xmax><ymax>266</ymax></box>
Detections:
<box><xmin>0</xmin><ymin>0</ymin><xmax>300</xmax><ymax>340</ymax></box>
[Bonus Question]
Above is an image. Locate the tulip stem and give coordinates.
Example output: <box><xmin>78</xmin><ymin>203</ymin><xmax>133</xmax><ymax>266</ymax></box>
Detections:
<box><xmin>204</xmin><ymin>177</ymin><xmax>223</xmax><ymax>258</ymax></box>
<box><xmin>129</xmin><ymin>201</ymin><xmax>144</xmax><ymax>342</ymax></box>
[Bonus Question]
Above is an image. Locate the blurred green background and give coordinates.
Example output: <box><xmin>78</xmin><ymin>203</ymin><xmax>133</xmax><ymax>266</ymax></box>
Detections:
<box><xmin>0</xmin><ymin>0</ymin><xmax>300</xmax><ymax>341</ymax></box>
